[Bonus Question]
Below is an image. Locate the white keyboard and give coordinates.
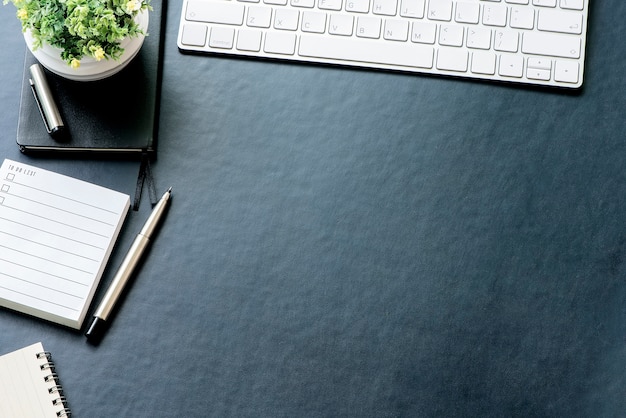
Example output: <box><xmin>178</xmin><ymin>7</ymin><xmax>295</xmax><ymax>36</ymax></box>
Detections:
<box><xmin>177</xmin><ymin>0</ymin><xmax>589</xmax><ymax>88</ymax></box>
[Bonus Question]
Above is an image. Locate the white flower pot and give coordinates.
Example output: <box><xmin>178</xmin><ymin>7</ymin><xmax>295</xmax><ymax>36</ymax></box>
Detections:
<box><xmin>24</xmin><ymin>10</ymin><xmax>149</xmax><ymax>81</ymax></box>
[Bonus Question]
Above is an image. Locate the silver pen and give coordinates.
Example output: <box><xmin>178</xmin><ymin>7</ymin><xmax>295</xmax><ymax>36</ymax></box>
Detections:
<box><xmin>29</xmin><ymin>64</ymin><xmax>65</xmax><ymax>137</ymax></box>
<box><xmin>85</xmin><ymin>187</ymin><xmax>172</xmax><ymax>341</ymax></box>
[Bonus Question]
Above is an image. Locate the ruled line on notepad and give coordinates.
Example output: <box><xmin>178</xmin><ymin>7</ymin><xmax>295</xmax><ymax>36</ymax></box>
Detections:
<box><xmin>1</xmin><ymin>189</ymin><xmax>117</xmax><ymax>229</ymax></box>
<box><xmin>0</xmin><ymin>249</ymin><xmax>95</xmax><ymax>277</ymax></box>
<box><xmin>0</xmin><ymin>231</ymin><xmax>101</xmax><ymax>262</ymax></box>
<box><xmin>0</xmin><ymin>216</ymin><xmax>106</xmax><ymax>251</ymax></box>
<box><xmin>0</xmin><ymin>271</ymin><xmax>83</xmax><ymax>300</ymax></box>
<box><xmin>0</xmin><ymin>201</ymin><xmax>112</xmax><ymax>239</ymax></box>
<box><xmin>0</xmin><ymin>256</ymin><xmax>91</xmax><ymax>287</ymax></box>
<box><xmin>0</xmin><ymin>282</ymin><xmax>80</xmax><ymax>312</ymax></box>
<box><xmin>7</xmin><ymin>179</ymin><xmax>120</xmax><ymax>215</ymax></box>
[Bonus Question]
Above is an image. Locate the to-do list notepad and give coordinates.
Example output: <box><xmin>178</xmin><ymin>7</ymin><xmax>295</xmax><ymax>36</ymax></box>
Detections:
<box><xmin>0</xmin><ymin>159</ymin><xmax>130</xmax><ymax>328</ymax></box>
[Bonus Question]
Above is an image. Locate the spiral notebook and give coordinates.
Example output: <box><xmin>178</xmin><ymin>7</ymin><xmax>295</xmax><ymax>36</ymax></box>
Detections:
<box><xmin>0</xmin><ymin>159</ymin><xmax>130</xmax><ymax>329</ymax></box>
<box><xmin>0</xmin><ymin>342</ymin><xmax>72</xmax><ymax>417</ymax></box>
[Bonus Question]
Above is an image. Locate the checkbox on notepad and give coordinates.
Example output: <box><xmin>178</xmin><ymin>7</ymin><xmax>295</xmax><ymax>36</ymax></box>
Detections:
<box><xmin>6</xmin><ymin>173</ymin><xmax>14</xmax><ymax>181</ymax></box>
<box><xmin>1</xmin><ymin>185</ymin><xmax>9</xmax><ymax>193</ymax></box>
<box><xmin>0</xmin><ymin>196</ymin><xmax>3</xmax><ymax>205</ymax></box>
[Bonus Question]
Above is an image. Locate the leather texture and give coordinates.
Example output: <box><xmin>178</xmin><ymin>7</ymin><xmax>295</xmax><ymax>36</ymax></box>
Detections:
<box><xmin>0</xmin><ymin>1</ymin><xmax>624</xmax><ymax>416</ymax></box>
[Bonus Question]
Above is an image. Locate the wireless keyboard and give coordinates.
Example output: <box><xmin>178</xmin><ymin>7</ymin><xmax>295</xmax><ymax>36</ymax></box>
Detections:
<box><xmin>177</xmin><ymin>0</ymin><xmax>589</xmax><ymax>88</ymax></box>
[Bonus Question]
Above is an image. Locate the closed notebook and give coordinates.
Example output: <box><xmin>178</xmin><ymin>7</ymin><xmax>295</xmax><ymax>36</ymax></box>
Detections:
<box><xmin>15</xmin><ymin>0</ymin><xmax>165</xmax><ymax>156</ymax></box>
<box><xmin>0</xmin><ymin>342</ymin><xmax>71</xmax><ymax>418</ymax></box>
<box><xmin>0</xmin><ymin>159</ymin><xmax>130</xmax><ymax>328</ymax></box>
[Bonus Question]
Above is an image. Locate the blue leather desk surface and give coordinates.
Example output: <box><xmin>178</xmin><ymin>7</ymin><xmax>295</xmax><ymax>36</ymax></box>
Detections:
<box><xmin>1</xmin><ymin>3</ymin><xmax>624</xmax><ymax>417</ymax></box>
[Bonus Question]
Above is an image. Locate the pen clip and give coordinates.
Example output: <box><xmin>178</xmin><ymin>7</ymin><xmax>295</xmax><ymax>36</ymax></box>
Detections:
<box><xmin>29</xmin><ymin>78</ymin><xmax>53</xmax><ymax>134</ymax></box>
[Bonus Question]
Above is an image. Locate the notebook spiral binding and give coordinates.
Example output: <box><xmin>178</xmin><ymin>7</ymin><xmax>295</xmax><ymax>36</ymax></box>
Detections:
<box><xmin>36</xmin><ymin>351</ymin><xmax>72</xmax><ymax>417</ymax></box>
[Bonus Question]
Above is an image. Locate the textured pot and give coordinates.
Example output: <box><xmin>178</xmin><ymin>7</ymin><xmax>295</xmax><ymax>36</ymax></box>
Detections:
<box><xmin>24</xmin><ymin>10</ymin><xmax>148</xmax><ymax>81</ymax></box>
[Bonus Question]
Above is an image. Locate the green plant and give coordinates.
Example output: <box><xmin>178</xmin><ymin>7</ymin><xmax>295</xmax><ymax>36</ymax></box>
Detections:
<box><xmin>4</xmin><ymin>0</ymin><xmax>150</xmax><ymax>68</ymax></box>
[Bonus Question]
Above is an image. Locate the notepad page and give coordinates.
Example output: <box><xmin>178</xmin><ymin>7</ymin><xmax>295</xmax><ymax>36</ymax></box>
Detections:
<box><xmin>0</xmin><ymin>342</ymin><xmax>61</xmax><ymax>418</ymax></box>
<box><xmin>0</xmin><ymin>159</ymin><xmax>130</xmax><ymax>328</ymax></box>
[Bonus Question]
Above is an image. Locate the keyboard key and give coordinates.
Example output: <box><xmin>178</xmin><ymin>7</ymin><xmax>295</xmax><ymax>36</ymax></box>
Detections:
<box><xmin>383</xmin><ymin>19</ymin><xmax>409</xmax><ymax>41</ymax></box>
<box><xmin>427</xmin><ymin>0</ymin><xmax>452</xmax><ymax>22</ymax></box>
<box><xmin>499</xmin><ymin>54</ymin><xmax>523</xmax><ymax>77</ymax></box>
<box><xmin>510</xmin><ymin>6</ymin><xmax>534</xmax><ymax>29</ymax></box>
<box><xmin>466</xmin><ymin>27</ymin><xmax>491</xmax><ymax>50</ymax></box>
<box><xmin>181</xmin><ymin>24</ymin><xmax>207</xmax><ymax>46</ymax></box>
<box><xmin>299</xmin><ymin>35</ymin><xmax>434</xmax><ymax>68</ymax></box>
<box><xmin>247</xmin><ymin>6</ymin><xmax>272</xmax><ymax>28</ymax></box>
<box><xmin>538</xmin><ymin>9</ymin><xmax>583</xmax><ymax>34</ymax></box>
<box><xmin>291</xmin><ymin>0</ymin><xmax>315</xmax><ymax>7</ymax></box>
<box><xmin>356</xmin><ymin>17</ymin><xmax>382</xmax><ymax>38</ymax></box>
<box><xmin>471</xmin><ymin>51</ymin><xmax>496</xmax><ymax>75</ymax></box>
<box><xmin>319</xmin><ymin>0</ymin><xmax>342</xmax><ymax>11</ymax></box>
<box><xmin>494</xmin><ymin>30</ymin><xmax>518</xmax><ymax>52</ymax></box>
<box><xmin>399</xmin><ymin>0</ymin><xmax>424</xmax><ymax>18</ymax></box>
<box><xmin>436</xmin><ymin>48</ymin><xmax>468</xmax><ymax>72</ymax></box>
<box><xmin>209</xmin><ymin>27</ymin><xmax>235</xmax><ymax>48</ymax></box>
<box><xmin>186</xmin><ymin>0</ymin><xmax>245</xmax><ymax>25</ymax></box>
<box><xmin>373</xmin><ymin>0</ymin><xmax>398</xmax><ymax>16</ymax></box>
<box><xmin>554</xmin><ymin>60</ymin><xmax>579</xmax><ymax>83</ymax></box>
<box><xmin>527</xmin><ymin>57</ymin><xmax>552</xmax><ymax>70</ymax></box>
<box><xmin>455</xmin><ymin>2</ymin><xmax>480</xmax><ymax>24</ymax></box>
<box><xmin>483</xmin><ymin>4</ymin><xmax>507</xmax><ymax>27</ymax></box>
<box><xmin>439</xmin><ymin>25</ymin><xmax>464</xmax><ymax>47</ymax></box>
<box><xmin>264</xmin><ymin>32</ymin><xmax>297</xmax><ymax>54</ymax></box>
<box><xmin>522</xmin><ymin>32</ymin><xmax>581</xmax><ymax>59</ymax></box>
<box><xmin>411</xmin><ymin>21</ymin><xmax>436</xmax><ymax>44</ymax></box>
<box><xmin>329</xmin><ymin>14</ymin><xmax>354</xmax><ymax>35</ymax></box>
<box><xmin>560</xmin><ymin>0</ymin><xmax>584</xmax><ymax>10</ymax></box>
<box><xmin>301</xmin><ymin>11</ymin><xmax>327</xmax><ymax>33</ymax></box>
<box><xmin>527</xmin><ymin>67</ymin><xmax>551</xmax><ymax>81</ymax></box>
<box><xmin>533</xmin><ymin>0</ymin><xmax>556</xmax><ymax>6</ymax></box>
<box><xmin>274</xmin><ymin>9</ymin><xmax>300</xmax><ymax>30</ymax></box>
<box><xmin>346</xmin><ymin>0</ymin><xmax>370</xmax><ymax>13</ymax></box>
<box><xmin>236</xmin><ymin>30</ymin><xmax>263</xmax><ymax>51</ymax></box>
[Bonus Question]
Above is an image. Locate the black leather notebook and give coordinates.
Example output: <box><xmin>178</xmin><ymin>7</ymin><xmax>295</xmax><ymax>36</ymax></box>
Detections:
<box><xmin>16</xmin><ymin>0</ymin><xmax>166</xmax><ymax>157</ymax></box>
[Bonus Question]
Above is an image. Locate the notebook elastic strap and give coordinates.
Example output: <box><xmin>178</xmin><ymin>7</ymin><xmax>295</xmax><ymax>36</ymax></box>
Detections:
<box><xmin>133</xmin><ymin>152</ymin><xmax>157</xmax><ymax>211</ymax></box>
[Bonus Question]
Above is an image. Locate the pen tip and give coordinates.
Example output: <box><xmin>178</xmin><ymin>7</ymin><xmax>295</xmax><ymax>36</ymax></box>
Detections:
<box><xmin>167</xmin><ymin>187</ymin><xmax>172</xmax><ymax>193</ymax></box>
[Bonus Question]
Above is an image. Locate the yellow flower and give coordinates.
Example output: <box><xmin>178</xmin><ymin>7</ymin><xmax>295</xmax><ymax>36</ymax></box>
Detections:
<box><xmin>70</xmin><ymin>59</ymin><xmax>81</xmax><ymax>69</ymax></box>
<box><xmin>125</xmin><ymin>0</ymin><xmax>141</xmax><ymax>12</ymax></box>
<box><xmin>16</xmin><ymin>8</ymin><xmax>28</xmax><ymax>20</ymax></box>
<box><xmin>93</xmin><ymin>47</ymin><xmax>105</xmax><ymax>61</ymax></box>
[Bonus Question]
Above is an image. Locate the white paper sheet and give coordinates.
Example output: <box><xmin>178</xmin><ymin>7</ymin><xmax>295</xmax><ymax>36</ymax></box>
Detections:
<box><xmin>0</xmin><ymin>159</ymin><xmax>130</xmax><ymax>328</ymax></box>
